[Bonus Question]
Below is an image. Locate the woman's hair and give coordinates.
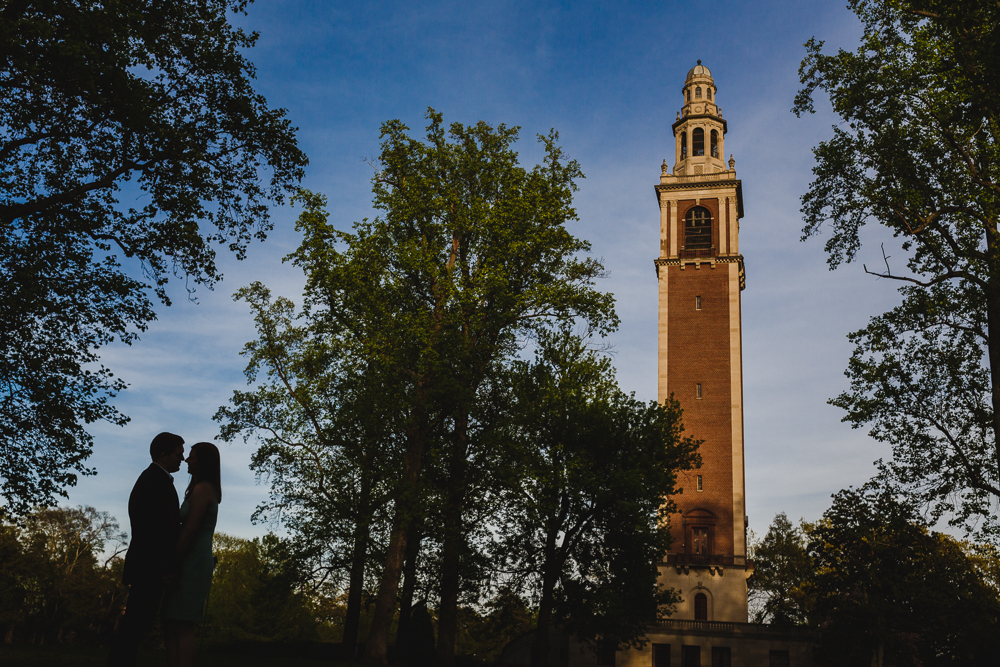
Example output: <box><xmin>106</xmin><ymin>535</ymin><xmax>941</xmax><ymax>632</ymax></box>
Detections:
<box><xmin>186</xmin><ymin>442</ymin><xmax>222</xmax><ymax>503</ymax></box>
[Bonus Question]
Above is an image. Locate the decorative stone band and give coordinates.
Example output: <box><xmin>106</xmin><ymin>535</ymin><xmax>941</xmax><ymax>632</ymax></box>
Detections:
<box><xmin>658</xmin><ymin>172</ymin><xmax>739</xmax><ymax>186</ymax></box>
<box><xmin>663</xmin><ymin>554</ymin><xmax>749</xmax><ymax>566</ymax></box>
<box><xmin>671</xmin><ymin>113</ymin><xmax>728</xmax><ymax>134</ymax></box>
<box><xmin>655</xmin><ymin>255</ymin><xmax>746</xmax><ymax>290</ymax></box>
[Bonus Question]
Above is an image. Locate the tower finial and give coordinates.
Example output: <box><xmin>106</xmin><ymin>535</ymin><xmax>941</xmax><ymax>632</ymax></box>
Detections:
<box><xmin>729</xmin><ymin>154</ymin><xmax>735</xmax><ymax>170</ymax></box>
<box><xmin>697</xmin><ymin>59</ymin><xmax>701</xmax><ymax>65</ymax></box>
<box><xmin>661</xmin><ymin>159</ymin><xmax>668</xmax><ymax>175</ymax></box>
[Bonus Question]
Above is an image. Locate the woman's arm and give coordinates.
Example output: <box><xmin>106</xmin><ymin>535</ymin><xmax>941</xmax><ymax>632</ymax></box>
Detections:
<box><xmin>177</xmin><ymin>482</ymin><xmax>214</xmax><ymax>556</ymax></box>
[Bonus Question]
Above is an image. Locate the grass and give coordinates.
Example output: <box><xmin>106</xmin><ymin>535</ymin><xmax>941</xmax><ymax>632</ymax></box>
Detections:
<box><xmin>0</xmin><ymin>643</ymin><xmax>347</xmax><ymax>667</ymax></box>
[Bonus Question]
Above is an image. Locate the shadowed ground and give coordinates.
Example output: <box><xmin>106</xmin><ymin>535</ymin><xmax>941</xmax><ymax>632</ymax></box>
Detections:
<box><xmin>0</xmin><ymin>644</ymin><xmax>344</xmax><ymax>667</ymax></box>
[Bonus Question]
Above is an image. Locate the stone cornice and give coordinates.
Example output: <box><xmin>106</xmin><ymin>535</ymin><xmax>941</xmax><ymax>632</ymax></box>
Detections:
<box><xmin>672</xmin><ymin>113</ymin><xmax>728</xmax><ymax>134</ymax></box>
<box><xmin>650</xmin><ymin>618</ymin><xmax>818</xmax><ymax>641</ymax></box>
<box><xmin>655</xmin><ymin>255</ymin><xmax>746</xmax><ymax>290</ymax></box>
<box><xmin>656</xmin><ymin>176</ymin><xmax>739</xmax><ymax>190</ymax></box>
<box><xmin>656</xmin><ymin>177</ymin><xmax>744</xmax><ymax>218</ymax></box>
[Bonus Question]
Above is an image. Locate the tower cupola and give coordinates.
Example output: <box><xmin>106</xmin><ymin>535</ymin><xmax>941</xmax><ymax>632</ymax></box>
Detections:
<box><xmin>669</xmin><ymin>60</ymin><xmax>729</xmax><ymax>177</ymax></box>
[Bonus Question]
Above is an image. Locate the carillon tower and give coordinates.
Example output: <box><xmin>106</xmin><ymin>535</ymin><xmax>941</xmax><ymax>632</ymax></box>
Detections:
<box><xmin>655</xmin><ymin>61</ymin><xmax>749</xmax><ymax>623</ymax></box>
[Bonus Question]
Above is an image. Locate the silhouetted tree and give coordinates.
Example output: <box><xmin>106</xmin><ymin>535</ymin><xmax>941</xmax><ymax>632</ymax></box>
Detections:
<box><xmin>1</xmin><ymin>506</ymin><xmax>127</xmax><ymax>644</ymax></box>
<box><xmin>807</xmin><ymin>487</ymin><xmax>1000</xmax><ymax>666</ymax></box>
<box><xmin>0</xmin><ymin>0</ymin><xmax>307</xmax><ymax>512</ymax></box>
<box><xmin>215</xmin><ymin>280</ymin><xmax>394</xmax><ymax>655</ymax></box>
<box><xmin>794</xmin><ymin>0</ymin><xmax>1000</xmax><ymax>539</ymax></box>
<box><xmin>497</xmin><ymin>329</ymin><xmax>698</xmax><ymax>667</ymax></box>
<box><xmin>204</xmin><ymin>533</ymin><xmax>319</xmax><ymax>642</ymax></box>
<box><xmin>286</xmin><ymin>110</ymin><xmax>617</xmax><ymax>665</ymax></box>
<box><xmin>748</xmin><ymin>513</ymin><xmax>812</xmax><ymax>625</ymax></box>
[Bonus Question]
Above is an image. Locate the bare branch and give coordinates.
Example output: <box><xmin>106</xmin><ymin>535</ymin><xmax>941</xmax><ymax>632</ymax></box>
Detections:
<box><xmin>862</xmin><ymin>265</ymin><xmax>977</xmax><ymax>288</ymax></box>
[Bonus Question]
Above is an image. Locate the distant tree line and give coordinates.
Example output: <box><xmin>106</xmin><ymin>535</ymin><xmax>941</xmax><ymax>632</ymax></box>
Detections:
<box><xmin>0</xmin><ymin>506</ymin><xmax>328</xmax><ymax>649</ymax></box>
<box><xmin>0</xmin><ymin>505</ymin><xmax>597</xmax><ymax>663</ymax></box>
<box><xmin>0</xmin><ymin>506</ymin><xmax>125</xmax><ymax>646</ymax></box>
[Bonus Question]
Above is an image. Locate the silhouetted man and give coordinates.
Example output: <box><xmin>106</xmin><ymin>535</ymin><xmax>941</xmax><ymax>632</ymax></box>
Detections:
<box><xmin>107</xmin><ymin>432</ymin><xmax>184</xmax><ymax>667</ymax></box>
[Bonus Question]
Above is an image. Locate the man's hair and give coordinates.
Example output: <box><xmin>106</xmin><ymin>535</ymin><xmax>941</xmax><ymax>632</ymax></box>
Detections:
<box><xmin>149</xmin><ymin>432</ymin><xmax>184</xmax><ymax>460</ymax></box>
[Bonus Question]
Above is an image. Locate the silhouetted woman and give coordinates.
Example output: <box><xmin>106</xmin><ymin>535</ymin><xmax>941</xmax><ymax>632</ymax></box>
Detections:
<box><xmin>162</xmin><ymin>442</ymin><xmax>221</xmax><ymax>667</ymax></box>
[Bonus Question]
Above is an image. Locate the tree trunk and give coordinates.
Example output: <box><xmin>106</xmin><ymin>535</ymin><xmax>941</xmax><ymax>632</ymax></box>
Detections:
<box><xmin>435</xmin><ymin>517</ymin><xmax>462</xmax><ymax>667</ymax></box>
<box><xmin>986</xmin><ymin>276</ymin><xmax>1000</xmax><ymax>493</ymax></box>
<box><xmin>530</xmin><ymin>524</ymin><xmax>563</xmax><ymax>667</ymax></box>
<box><xmin>343</xmin><ymin>506</ymin><xmax>372</xmax><ymax>658</ymax></box>
<box><xmin>364</xmin><ymin>428</ymin><xmax>428</xmax><ymax>664</ymax></box>
<box><xmin>435</xmin><ymin>411</ymin><xmax>470</xmax><ymax>667</ymax></box>
<box><xmin>395</xmin><ymin>519</ymin><xmax>423</xmax><ymax>660</ymax></box>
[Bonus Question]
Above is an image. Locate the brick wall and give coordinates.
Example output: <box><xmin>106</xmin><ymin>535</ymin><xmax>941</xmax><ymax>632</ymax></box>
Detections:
<box><xmin>665</xmin><ymin>261</ymin><xmax>734</xmax><ymax>556</ymax></box>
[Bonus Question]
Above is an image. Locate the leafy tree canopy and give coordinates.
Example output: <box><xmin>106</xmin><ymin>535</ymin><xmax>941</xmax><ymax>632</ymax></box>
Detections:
<box><xmin>748</xmin><ymin>513</ymin><xmax>812</xmax><ymax>626</ymax></box>
<box><xmin>498</xmin><ymin>329</ymin><xmax>697</xmax><ymax>666</ymax></box>
<box><xmin>794</xmin><ymin>0</ymin><xmax>1000</xmax><ymax>538</ymax></box>
<box><xmin>0</xmin><ymin>0</ymin><xmax>307</xmax><ymax>513</ymax></box>
<box><xmin>215</xmin><ymin>279</ymin><xmax>394</xmax><ymax>651</ymax></box>
<box><xmin>283</xmin><ymin>111</ymin><xmax>617</xmax><ymax>664</ymax></box>
<box><xmin>807</xmin><ymin>487</ymin><xmax>1000</xmax><ymax>666</ymax></box>
<box><xmin>0</xmin><ymin>506</ymin><xmax>128</xmax><ymax>645</ymax></box>
<box><xmin>206</xmin><ymin>533</ymin><xmax>320</xmax><ymax>643</ymax></box>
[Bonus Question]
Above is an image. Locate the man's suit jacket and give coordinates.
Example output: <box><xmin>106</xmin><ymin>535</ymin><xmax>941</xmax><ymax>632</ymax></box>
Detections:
<box><xmin>122</xmin><ymin>463</ymin><xmax>180</xmax><ymax>586</ymax></box>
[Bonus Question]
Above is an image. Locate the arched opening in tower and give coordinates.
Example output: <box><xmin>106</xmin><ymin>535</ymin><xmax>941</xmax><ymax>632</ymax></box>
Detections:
<box><xmin>684</xmin><ymin>207</ymin><xmax>712</xmax><ymax>250</ymax></box>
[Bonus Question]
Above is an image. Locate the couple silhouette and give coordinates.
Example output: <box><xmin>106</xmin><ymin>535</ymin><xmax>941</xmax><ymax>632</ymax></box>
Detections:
<box><xmin>107</xmin><ymin>433</ymin><xmax>222</xmax><ymax>667</ymax></box>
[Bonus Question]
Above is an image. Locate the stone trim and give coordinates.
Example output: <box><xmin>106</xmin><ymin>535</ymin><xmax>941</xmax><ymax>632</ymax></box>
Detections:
<box><xmin>671</xmin><ymin>113</ymin><xmax>729</xmax><ymax>134</ymax></box>
<box><xmin>654</xmin><ymin>255</ymin><xmax>745</xmax><ymax>290</ymax></box>
<box><xmin>657</xmin><ymin>175</ymin><xmax>739</xmax><ymax>188</ymax></box>
<box><xmin>656</xmin><ymin>178</ymin><xmax>744</xmax><ymax>219</ymax></box>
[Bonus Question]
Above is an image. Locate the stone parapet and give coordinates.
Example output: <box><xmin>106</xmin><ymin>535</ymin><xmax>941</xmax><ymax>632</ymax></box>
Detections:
<box><xmin>651</xmin><ymin>619</ymin><xmax>817</xmax><ymax>640</ymax></box>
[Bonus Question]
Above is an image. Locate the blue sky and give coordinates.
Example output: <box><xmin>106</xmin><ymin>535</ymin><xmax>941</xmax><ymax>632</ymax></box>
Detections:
<box><xmin>67</xmin><ymin>0</ymin><xmax>905</xmax><ymax>543</ymax></box>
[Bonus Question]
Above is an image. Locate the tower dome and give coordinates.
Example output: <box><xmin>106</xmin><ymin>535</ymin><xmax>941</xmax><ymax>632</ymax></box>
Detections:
<box><xmin>686</xmin><ymin>60</ymin><xmax>713</xmax><ymax>82</ymax></box>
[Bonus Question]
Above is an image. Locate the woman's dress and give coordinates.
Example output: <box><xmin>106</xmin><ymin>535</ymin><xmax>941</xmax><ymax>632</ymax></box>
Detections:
<box><xmin>162</xmin><ymin>494</ymin><xmax>218</xmax><ymax>622</ymax></box>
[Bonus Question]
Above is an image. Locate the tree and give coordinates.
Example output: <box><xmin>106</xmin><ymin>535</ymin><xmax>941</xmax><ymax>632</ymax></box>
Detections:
<box><xmin>214</xmin><ymin>280</ymin><xmax>394</xmax><ymax>655</ymax></box>
<box><xmin>747</xmin><ymin>513</ymin><xmax>813</xmax><ymax>625</ymax></box>
<box><xmin>3</xmin><ymin>506</ymin><xmax>128</xmax><ymax>645</ymax></box>
<box><xmin>806</xmin><ymin>487</ymin><xmax>1000</xmax><ymax>666</ymax></box>
<box><xmin>287</xmin><ymin>110</ymin><xmax>617</xmax><ymax>664</ymax></box>
<box><xmin>0</xmin><ymin>522</ymin><xmax>23</xmax><ymax>640</ymax></box>
<box><xmin>497</xmin><ymin>330</ymin><xmax>698</xmax><ymax>667</ymax></box>
<box><xmin>794</xmin><ymin>0</ymin><xmax>1000</xmax><ymax>538</ymax></box>
<box><xmin>457</xmin><ymin>589</ymin><xmax>536</xmax><ymax>663</ymax></box>
<box><xmin>204</xmin><ymin>533</ymin><xmax>320</xmax><ymax>642</ymax></box>
<box><xmin>0</xmin><ymin>0</ymin><xmax>308</xmax><ymax>512</ymax></box>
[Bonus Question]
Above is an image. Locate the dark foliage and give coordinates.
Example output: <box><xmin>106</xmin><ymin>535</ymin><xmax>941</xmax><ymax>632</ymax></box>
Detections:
<box><xmin>795</xmin><ymin>0</ymin><xmax>1000</xmax><ymax>538</ymax></box>
<box><xmin>0</xmin><ymin>506</ymin><xmax>127</xmax><ymax>645</ymax></box>
<box><xmin>0</xmin><ymin>0</ymin><xmax>307</xmax><ymax>512</ymax></box>
<box><xmin>204</xmin><ymin>533</ymin><xmax>320</xmax><ymax>643</ymax></box>
<box><xmin>747</xmin><ymin>513</ymin><xmax>812</xmax><ymax>626</ymax></box>
<box><xmin>807</xmin><ymin>487</ymin><xmax>1000</xmax><ymax>666</ymax></box>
